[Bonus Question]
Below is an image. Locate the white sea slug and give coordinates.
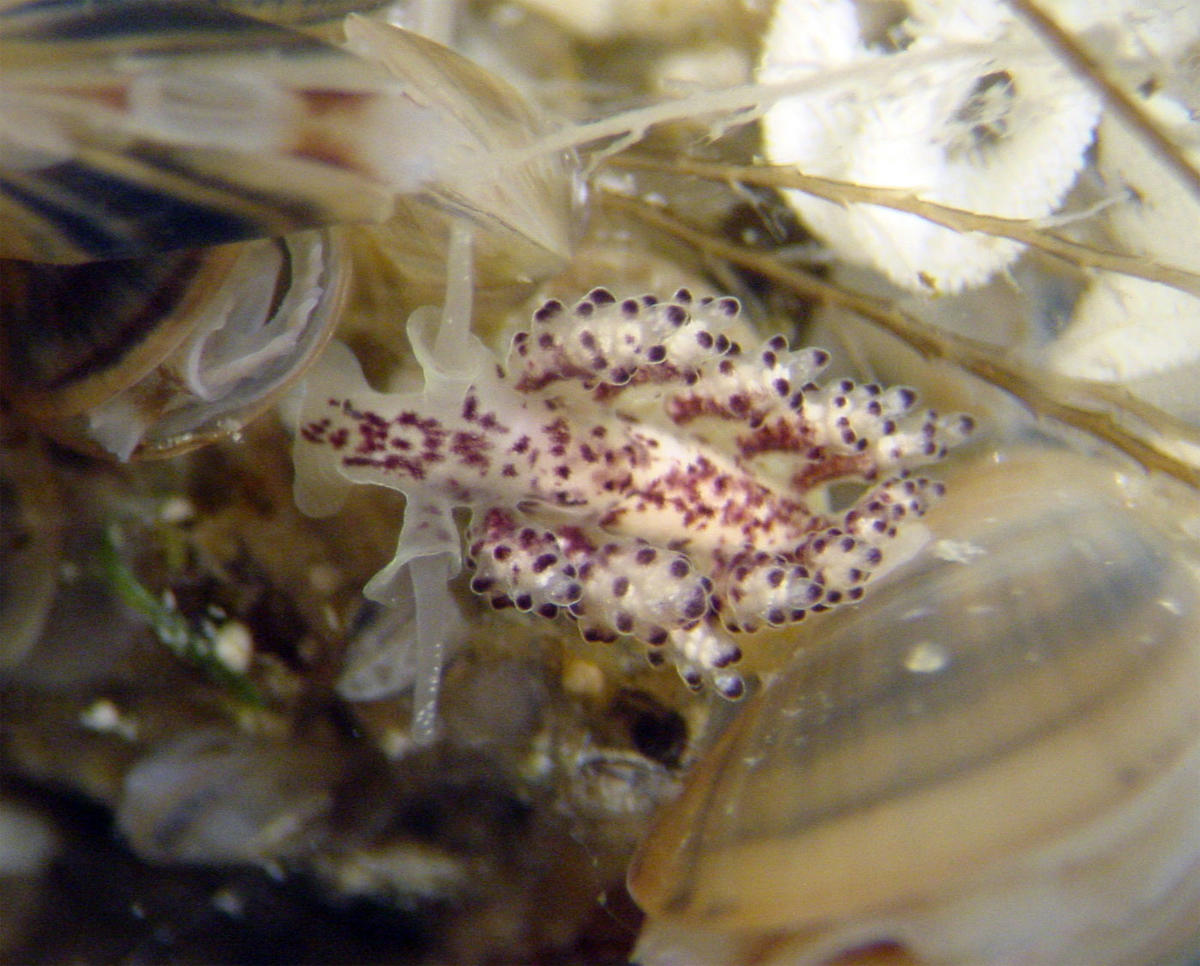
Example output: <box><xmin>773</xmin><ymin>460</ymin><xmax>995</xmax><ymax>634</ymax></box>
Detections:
<box><xmin>292</xmin><ymin>289</ymin><xmax>973</xmax><ymax>703</ymax></box>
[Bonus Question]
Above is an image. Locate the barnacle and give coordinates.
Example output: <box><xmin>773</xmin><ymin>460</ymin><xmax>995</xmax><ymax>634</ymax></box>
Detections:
<box><xmin>758</xmin><ymin>0</ymin><xmax>1101</xmax><ymax>293</ymax></box>
<box><xmin>292</xmin><ymin>286</ymin><xmax>972</xmax><ymax>701</ymax></box>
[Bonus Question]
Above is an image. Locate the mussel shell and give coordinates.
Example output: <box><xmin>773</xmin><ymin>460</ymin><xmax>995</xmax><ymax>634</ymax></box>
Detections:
<box><xmin>0</xmin><ymin>0</ymin><xmax>578</xmax><ymax>286</ymax></box>
<box><xmin>116</xmin><ymin>730</ymin><xmax>347</xmax><ymax>864</ymax></box>
<box><xmin>628</xmin><ymin>448</ymin><xmax>1200</xmax><ymax>963</ymax></box>
<box><xmin>0</xmin><ymin>245</ymin><xmax>242</xmax><ymax>416</ymax></box>
<box><xmin>0</xmin><ymin>229</ymin><xmax>348</xmax><ymax>459</ymax></box>
<box><xmin>0</xmin><ymin>0</ymin><xmax>425</xmax><ymax>262</ymax></box>
<box><xmin>0</xmin><ymin>423</ymin><xmax>62</xmax><ymax>667</ymax></box>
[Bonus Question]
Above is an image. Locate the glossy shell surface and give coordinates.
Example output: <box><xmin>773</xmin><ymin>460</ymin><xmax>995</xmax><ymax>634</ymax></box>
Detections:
<box><xmin>0</xmin><ymin>0</ymin><xmax>424</xmax><ymax>262</ymax></box>
<box><xmin>0</xmin><ymin>230</ymin><xmax>348</xmax><ymax>458</ymax></box>
<box><xmin>629</xmin><ymin>448</ymin><xmax>1200</xmax><ymax>964</ymax></box>
<box><xmin>0</xmin><ymin>0</ymin><xmax>578</xmax><ymax>459</ymax></box>
<box><xmin>0</xmin><ymin>425</ymin><xmax>62</xmax><ymax>666</ymax></box>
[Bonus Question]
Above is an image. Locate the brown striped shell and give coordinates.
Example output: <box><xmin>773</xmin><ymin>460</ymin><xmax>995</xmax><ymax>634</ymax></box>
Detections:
<box><xmin>0</xmin><ymin>0</ymin><xmax>578</xmax><ymax>459</ymax></box>
<box><xmin>0</xmin><ymin>230</ymin><xmax>348</xmax><ymax>459</ymax></box>
<box><xmin>628</xmin><ymin>447</ymin><xmax>1200</xmax><ymax>965</ymax></box>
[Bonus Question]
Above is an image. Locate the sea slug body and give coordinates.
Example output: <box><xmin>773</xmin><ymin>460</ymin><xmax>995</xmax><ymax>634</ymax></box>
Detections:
<box><xmin>293</xmin><ymin>288</ymin><xmax>973</xmax><ymax>696</ymax></box>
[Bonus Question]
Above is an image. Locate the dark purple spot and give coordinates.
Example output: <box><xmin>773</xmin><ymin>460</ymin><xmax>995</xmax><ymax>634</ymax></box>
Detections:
<box><xmin>713</xmin><ymin>645</ymin><xmax>742</xmax><ymax>668</ymax></box>
<box><xmin>681</xmin><ymin>592</ymin><xmax>707</xmax><ymax>620</ymax></box>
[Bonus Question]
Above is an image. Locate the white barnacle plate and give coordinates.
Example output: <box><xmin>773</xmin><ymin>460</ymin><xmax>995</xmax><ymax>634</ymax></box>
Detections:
<box><xmin>757</xmin><ymin>0</ymin><xmax>1100</xmax><ymax>293</ymax></box>
<box><xmin>629</xmin><ymin>448</ymin><xmax>1200</xmax><ymax>964</ymax></box>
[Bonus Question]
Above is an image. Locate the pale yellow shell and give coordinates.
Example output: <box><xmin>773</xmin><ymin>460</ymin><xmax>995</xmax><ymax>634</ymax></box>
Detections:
<box><xmin>629</xmin><ymin>447</ymin><xmax>1200</xmax><ymax>965</ymax></box>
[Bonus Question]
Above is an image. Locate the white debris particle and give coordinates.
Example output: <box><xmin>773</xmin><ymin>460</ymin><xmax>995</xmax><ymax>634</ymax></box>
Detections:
<box><xmin>904</xmin><ymin>640</ymin><xmax>950</xmax><ymax>674</ymax></box>
<box><xmin>79</xmin><ymin>698</ymin><xmax>139</xmax><ymax>741</ymax></box>
<box><xmin>1158</xmin><ymin>597</ymin><xmax>1183</xmax><ymax>617</ymax></box>
<box><xmin>213</xmin><ymin>620</ymin><xmax>254</xmax><ymax>673</ymax></box>
<box><xmin>561</xmin><ymin>657</ymin><xmax>606</xmax><ymax>698</ymax></box>
<box><xmin>932</xmin><ymin>539</ymin><xmax>987</xmax><ymax>563</ymax></box>
<box><xmin>158</xmin><ymin>495</ymin><xmax>195</xmax><ymax>524</ymax></box>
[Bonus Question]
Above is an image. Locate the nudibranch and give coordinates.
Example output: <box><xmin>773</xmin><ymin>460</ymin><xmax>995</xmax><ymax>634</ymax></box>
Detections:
<box><xmin>292</xmin><ymin>288</ymin><xmax>974</xmax><ymax>698</ymax></box>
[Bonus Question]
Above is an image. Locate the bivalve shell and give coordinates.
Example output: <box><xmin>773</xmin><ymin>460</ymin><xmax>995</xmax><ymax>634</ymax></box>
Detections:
<box><xmin>0</xmin><ymin>229</ymin><xmax>347</xmax><ymax>459</ymax></box>
<box><xmin>629</xmin><ymin>448</ymin><xmax>1200</xmax><ymax>965</ymax></box>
